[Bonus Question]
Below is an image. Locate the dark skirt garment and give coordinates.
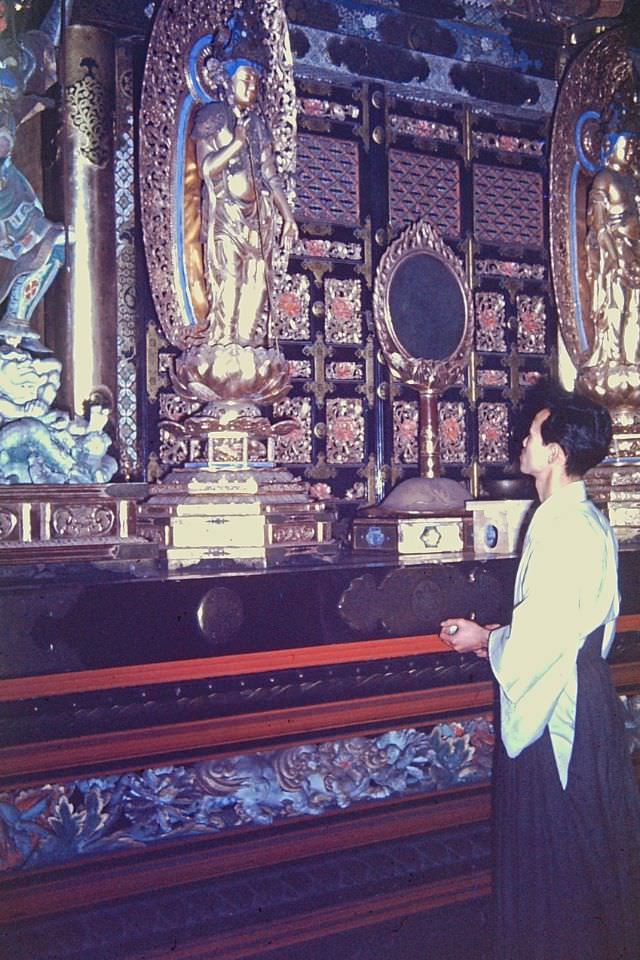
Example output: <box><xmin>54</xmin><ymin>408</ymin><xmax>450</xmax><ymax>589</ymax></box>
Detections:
<box><xmin>493</xmin><ymin>628</ymin><xmax>640</xmax><ymax>960</ymax></box>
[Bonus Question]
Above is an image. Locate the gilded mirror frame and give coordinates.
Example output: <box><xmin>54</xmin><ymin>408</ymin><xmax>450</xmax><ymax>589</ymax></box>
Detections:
<box><xmin>373</xmin><ymin>218</ymin><xmax>473</xmax><ymax>476</ymax></box>
<box><xmin>373</xmin><ymin>218</ymin><xmax>473</xmax><ymax>394</ymax></box>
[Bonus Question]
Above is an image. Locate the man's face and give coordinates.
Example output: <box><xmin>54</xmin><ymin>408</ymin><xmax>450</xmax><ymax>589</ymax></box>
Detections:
<box><xmin>520</xmin><ymin>408</ymin><xmax>551</xmax><ymax>478</ymax></box>
<box><xmin>231</xmin><ymin>66</ymin><xmax>259</xmax><ymax>110</ymax></box>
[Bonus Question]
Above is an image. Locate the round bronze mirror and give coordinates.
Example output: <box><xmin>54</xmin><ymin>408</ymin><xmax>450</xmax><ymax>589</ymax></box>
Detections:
<box><xmin>387</xmin><ymin>252</ymin><xmax>467</xmax><ymax>361</ymax></box>
<box><xmin>373</xmin><ymin>218</ymin><xmax>473</xmax><ymax>477</ymax></box>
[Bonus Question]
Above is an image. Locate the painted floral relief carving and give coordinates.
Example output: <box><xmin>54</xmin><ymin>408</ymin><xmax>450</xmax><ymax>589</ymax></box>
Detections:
<box><xmin>0</xmin><ymin>720</ymin><xmax>494</xmax><ymax>873</ymax></box>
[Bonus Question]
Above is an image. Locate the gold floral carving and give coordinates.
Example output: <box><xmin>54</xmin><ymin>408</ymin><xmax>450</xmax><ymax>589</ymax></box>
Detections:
<box><xmin>51</xmin><ymin>506</ymin><xmax>116</xmax><ymax>539</ymax></box>
<box><xmin>0</xmin><ymin>509</ymin><xmax>17</xmax><ymax>540</ymax></box>
<box><xmin>271</xmin><ymin>522</ymin><xmax>316</xmax><ymax>544</ymax></box>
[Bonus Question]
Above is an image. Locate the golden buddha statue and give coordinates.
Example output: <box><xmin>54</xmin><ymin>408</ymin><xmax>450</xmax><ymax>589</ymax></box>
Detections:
<box><xmin>191</xmin><ymin>57</ymin><xmax>298</xmax><ymax>348</ymax></box>
<box><xmin>167</xmin><ymin>32</ymin><xmax>298</xmax><ymax>451</ymax></box>
<box><xmin>584</xmin><ymin>130</ymin><xmax>640</xmax><ymax>367</ymax></box>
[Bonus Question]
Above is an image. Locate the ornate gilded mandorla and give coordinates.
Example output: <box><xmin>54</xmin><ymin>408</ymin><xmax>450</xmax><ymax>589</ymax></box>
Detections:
<box><xmin>138</xmin><ymin>0</ymin><xmax>336</xmax><ymax>564</ymax></box>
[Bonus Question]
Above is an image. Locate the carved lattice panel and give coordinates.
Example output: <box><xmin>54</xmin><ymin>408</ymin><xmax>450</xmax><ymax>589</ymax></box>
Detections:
<box><xmin>475</xmin><ymin>292</ymin><xmax>507</xmax><ymax>353</ymax></box>
<box><xmin>326</xmin><ymin>398</ymin><xmax>366</xmax><ymax>464</ymax></box>
<box><xmin>272</xmin><ymin>274</ymin><xmax>311</xmax><ymax>341</ymax></box>
<box><xmin>288</xmin><ymin>359</ymin><xmax>312</xmax><ymax>379</ymax></box>
<box><xmin>273</xmin><ymin>397</ymin><xmax>313</xmax><ymax>463</ymax></box>
<box><xmin>473</xmin><ymin>165</ymin><xmax>544</xmax><ymax>248</ymax></box>
<box><xmin>392</xmin><ymin>400</ymin><xmax>418</xmax><ymax>465</ymax></box>
<box><xmin>438</xmin><ymin>402</ymin><xmax>467</xmax><ymax>464</ymax></box>
<box><xmin>477</xmin><ymin>369</ymin><xmax>508</xmax><ymax>389</ymax></box>
<box><xmin>476</xmin><ymin>258</ymin><xmax>546</xmax><ymax>281</ymax></box>
<box><xmin>324</xmin><ymin>278</ymin><xmax>362</xmax><ymax>344</ymax></box>
<box><xmin>326</xmin><ymin>361</ymin><xmax>364</xmax><ymax>381</ymax></box>
<box><xmin>388</xmin><ymin>149</ymin><xmax>461</xmax><ymax>237</ymax></box>
<box><xmin>516</xmin><ymin>294</ymin><xmax>547</xmax><ymax>354</ymax></box>
<box><xmin>478</xmin><ymin>402</ymin><xmax>510</xmax><ymax>464</ymax></box>
<box><xmin>295</xmin><ymin>134</ymin><xmax>360</xmax><ymax>225</ymax></box>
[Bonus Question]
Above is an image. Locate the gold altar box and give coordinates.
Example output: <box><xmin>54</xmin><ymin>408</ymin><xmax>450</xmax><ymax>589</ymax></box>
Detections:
<box><xmin>352</xmin><ymin>512</ymin><xmax>469</xmax><ymax>555</ymax></box>
<box><xmin>0</xmin><ymin>484</ymin><xmax>156</xmax><ymax>563</ymax></box>
<box><xmin>465</xmin><ymin>499</ymin><xmax>534</xmax><ymax>555</ymax></box>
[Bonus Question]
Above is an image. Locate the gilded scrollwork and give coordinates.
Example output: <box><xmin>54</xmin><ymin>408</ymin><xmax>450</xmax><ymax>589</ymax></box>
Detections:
<box><xmin>324</xmin><ymin>277</ymin><xmax>362</xmax><ymax>344</ymax></box>
<box><xmin>478</xmin><ymin>402</ymin><xmax>510</xmax><ymax>464</ymax></box>
<box><xmin>389</xmin><ymin>114</ymin><xmax>459</xmax><ymax>144</ymax></box>
<box><xmin>300</xmin><ymin>98</ymin><xmax>360</xmax><ymax>122</ymax></box>
<box><xmin>326</xmin><ymin>397</ymin><xmax>365</xmax><ymax>464</ymax></box>
<box><xmin>287</xmin><ymin>359</ymin><xmax>312</xmax><ymax>379</ymax></box>
<box><xmin>476</xmin><ymin>259</ymin><xmax>545</xmax><ymax>281</ymax></box>
<box><xmin>438</xmin><ymin>401</ymin><xmax>467</xmax><ymax>464</ymax></box>
<box><xmin>51</xmin><ymin>505</ymin><xmax>115</xmax><ymax>539</ymax></box>
<box><xmin>294</xmin><ymin>237</ymin><xmax>362</xmax><ymax>261</ymax></box>
<box><xmin>271</xmin><ymin>274</ymin><xmax>310</xmax><ymax>341</ymax></box>
<box><xmin>327</xmin><ymin>361</ymin><xmax>363</xmax><ymax>381</ymax></box>
<box><xmin>471</xmin><ymin>130</ymin><xmax>544</xmax><ymax>157</ymax></box>
<box><xmin>516</xmin><ymin>294</ymin><xmax>546</xmax><ymax>354</ymax></box>
<box><xmin>65</xmin><ymin>60</ymin><xmax>111</xmax><ymax>168</ymax></box>
<box><xmin>475</xmin><ymin>291</ymin><xmax>507</xmax><ymax>354</ymax></box>
<box><xmin>273</xmin><ymin>396</ymin><xmax>312</xmax><ymax>463</ymax></box>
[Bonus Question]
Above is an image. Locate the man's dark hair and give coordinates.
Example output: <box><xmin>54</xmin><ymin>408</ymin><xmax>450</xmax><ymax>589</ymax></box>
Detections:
<box><xmin>540</xmin><ymin>389</ymin><xmax>612</xmax><ymax>477</ymax></box>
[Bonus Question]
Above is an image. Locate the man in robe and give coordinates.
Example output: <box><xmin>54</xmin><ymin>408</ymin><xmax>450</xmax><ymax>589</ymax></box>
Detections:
<box><xmin>439</xmin><ymin>386</ymin><xmax>640</xmax><ymax>960</ymax></box>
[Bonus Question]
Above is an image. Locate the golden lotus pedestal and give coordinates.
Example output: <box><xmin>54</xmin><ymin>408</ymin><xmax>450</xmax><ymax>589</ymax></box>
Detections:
<box><xmin>577</xmin><ymin>365</ymin><xmax>640</xmax><ymax>544</ymax></box>
<box><xmin>587</xmin><ymin>462</ymin><xmax>640</xmax><ymax>544</ymax></box>
<box><xmin>140</xmin><ymin>439</ymin><xmax>336</xmax><ymax>568</ymax></box>
<box><xmin>146</xmin><ymin>347</ymin><xmax>337</xmax><ymax>566</ymax></box>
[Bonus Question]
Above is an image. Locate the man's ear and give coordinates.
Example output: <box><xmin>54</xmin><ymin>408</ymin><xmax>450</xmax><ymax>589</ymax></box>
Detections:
<box><xmin>548</xmin><ymin>441</ymin><xmax>567</xmax><ymax>467</ymax></box>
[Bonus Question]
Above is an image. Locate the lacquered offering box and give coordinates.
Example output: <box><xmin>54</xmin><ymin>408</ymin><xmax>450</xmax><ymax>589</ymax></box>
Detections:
<box><xmin>465</xmin><ymin>499</ymin><xmax>534</xmax><ymax>555</ymax></box>
<box><xmin>352</xmin><ymin>513</ymin><xmax>468</xmax><ymax>555</ymax></box>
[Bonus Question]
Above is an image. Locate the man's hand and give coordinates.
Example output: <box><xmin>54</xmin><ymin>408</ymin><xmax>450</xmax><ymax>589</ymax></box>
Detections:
<box><xmin>439</xmin><ymin>618</ymin><xmax>497</xmax><ymax>657</ymax></box>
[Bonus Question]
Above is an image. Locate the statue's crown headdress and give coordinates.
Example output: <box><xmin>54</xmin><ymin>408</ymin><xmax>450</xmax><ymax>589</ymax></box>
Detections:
<box><xmin>603</xmin><ymin>88</ymin><xmax>640</xmax><ymax>137</ymax></box>
<box><xmin>598</xmin><ymin>88</ymin><xmax>640</xmax><ymax>161</ymax></box>
<box><xmin>212</xmin><ymin>5</ymin><xmax>268</xmax><ymax>75</ymax></box>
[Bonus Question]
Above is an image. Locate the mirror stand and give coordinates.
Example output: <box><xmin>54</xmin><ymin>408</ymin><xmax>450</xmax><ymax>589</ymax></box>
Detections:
<box><xmin>351</xmin><ymin>219</ymin><xmax>474</xmax><ymax>556</ymax></box>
